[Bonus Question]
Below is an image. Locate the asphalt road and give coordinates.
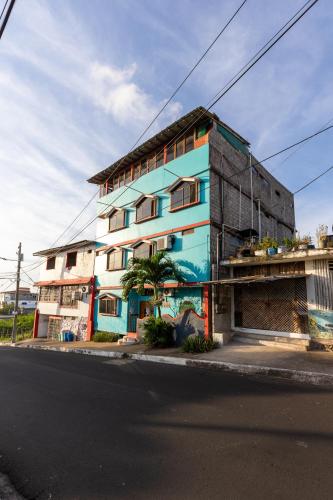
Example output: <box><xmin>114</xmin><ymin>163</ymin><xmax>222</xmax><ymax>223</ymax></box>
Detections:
<box><xmin>0</xmin><ymin>348</ymin><xmax>332</xmax><ymax>500</ymax></box>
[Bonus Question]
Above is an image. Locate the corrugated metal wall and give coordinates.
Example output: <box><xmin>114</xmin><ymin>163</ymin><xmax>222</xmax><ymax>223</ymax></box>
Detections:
<box><xmin>313</xmin><ymin>260</ymin><xmax>333</xmax><ymax>310</ymax></box>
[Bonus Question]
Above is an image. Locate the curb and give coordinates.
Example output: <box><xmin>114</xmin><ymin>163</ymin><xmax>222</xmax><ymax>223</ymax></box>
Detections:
<box><xmin>10</xmin><ymin>343</ymin><xmax>333</xmax><ymax>387</ymax></box>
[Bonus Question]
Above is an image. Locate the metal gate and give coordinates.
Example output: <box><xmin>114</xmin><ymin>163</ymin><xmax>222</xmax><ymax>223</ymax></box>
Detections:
<box><xmin>234</xmin><ymin>278</ymin><xmax>308</xmax><ymax>333</ymax></box>
<box><xmin>47</xmin><ymin>317</ymin><xmax>62</xmax><ymax>339</ymax></box>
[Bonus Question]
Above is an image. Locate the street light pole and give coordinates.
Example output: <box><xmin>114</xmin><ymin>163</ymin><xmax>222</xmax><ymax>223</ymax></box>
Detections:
<box><xmin>12</xmin><ymin>242</ymin><xmax>22</xmax><ymax>344</ymax></box>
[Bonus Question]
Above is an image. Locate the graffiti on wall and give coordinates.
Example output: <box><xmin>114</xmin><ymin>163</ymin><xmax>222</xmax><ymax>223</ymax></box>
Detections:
<box><xmin>308</xmin><ymin>310</ymin><xmax>333</xmax><ymax>339</ymax></box>
<box><xmin>61</xmin><ymin>317</ymin><xmax>88</xmax><ymax>341</ymax></box>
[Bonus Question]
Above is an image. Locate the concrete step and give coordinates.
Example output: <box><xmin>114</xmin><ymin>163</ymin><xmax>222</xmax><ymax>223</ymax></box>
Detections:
<box><xmin>233</xmin><ymin>332</ymin><xmax>309</xmax><ymax>351</ymax></box>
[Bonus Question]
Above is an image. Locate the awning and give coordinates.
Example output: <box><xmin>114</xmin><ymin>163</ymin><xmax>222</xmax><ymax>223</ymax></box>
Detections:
<box><xmin>203</xmin><ymin>273</ymin><xmax>308</xmax><ymax>285</ymax></box>
<box><xmin>35</xmin><ymin>277</ymin><xmax>92</xmax><ymax>287</ymax></box>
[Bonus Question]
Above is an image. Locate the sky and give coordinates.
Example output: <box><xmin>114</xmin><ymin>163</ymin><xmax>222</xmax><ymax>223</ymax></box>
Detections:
<box><xmin>0</xmin><ymin>0</ymin><xmax>332</xmax><ymax>289</ymax></box>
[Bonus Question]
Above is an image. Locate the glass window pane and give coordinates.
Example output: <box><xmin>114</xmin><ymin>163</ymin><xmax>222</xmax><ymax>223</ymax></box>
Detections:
<box><xmin>134</xmin><ymin>243</ymin><xmax>151</xmax><ymax>259</ymax></box>
<box><xmin>171</xmin><ymin>182</ymin><xmax>197</xmax><ymax>210</ymax></box>
<box><xmin>176</xmin><ymin>140</ymin><xmax>184</xmax><ymax>157</ymax></box>
<box><xmin>133</xmin><ymin>164</ymin><xmax>140</xmax><ymax>179</ymax></box>
<box><xmin>141</xmin><ymin>160</ymin><xmax>147</xmax><ymax>176</ymax></box>
<box><xmin>185</xmin><ymin>133</ymin><xmax>194</xmax><ymax>153</ymax></box>
<box><xmin>125</xmin><ymin>168</ymin><xmax>132</xmax><ymax>184</ymax></box>
<box><xmin>156</xmin><ymin>151</ymin><xmax>164</xmax><ymax>168</ymax></box>
<box><xmin>107</xmin><ymin>250</ymin><xmax>123</xmax><ymax>270</ymax></box>
<box><xmin>119</xmin><ymin>171</ymin><xmax>125</xmax><ymax>187</ymax></box>
<box><xmin>148</xmin><ymin>156</ymin><xmax>156</xmax><ymax>171</ymax></box>
<box><xmin>166</xmin><ymin>145</ymin><xmax>174</xmax><ymax>163</ymax></box>
<box><xmin>171</xmin><ymin>188</ymin><xmax>183</xmax><ymax>209</ymax></box>
<box><xmin>137</xmin><ymin>198</ymin><xmax>154</xmax><ymax>221</ymax></box>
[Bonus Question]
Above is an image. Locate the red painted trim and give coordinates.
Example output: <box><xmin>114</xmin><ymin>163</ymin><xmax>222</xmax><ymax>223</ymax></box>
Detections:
<box><xmin>33</xmin><ymin>308</ymin><xmax>39</xmax><ymax>338</ymax></box>
<box><xmin>203</xmin><ymin>285</ymin><xmax>211</xmax><ymax>339</ymax></box>
<box><xmin>97</xmin><ymin>219</ymin><xmax>211</xmax><ymax>253</ymax></box>
<box><xmin>86</xmin><ymin>277</ymin><xmax>95</xmax><ymax>341</ymax></box>
<box><xmin>169</xmin><ymin>200</ymin><xmax>200</xmax><ymax>213</ymax></box>
<box><xmin>194</xmin><ymin>134</ymin><xmax>209</xmax><ymax>149</ymax></box>
<box><xmin>96</xmin><ymin>282</ymin><xmax>202</xmax><ymax>291</ymax></box>
<box><xmin>35</xmin><ymin>277</ymin><xmax>91</xmax><ymax>287</ymax></box>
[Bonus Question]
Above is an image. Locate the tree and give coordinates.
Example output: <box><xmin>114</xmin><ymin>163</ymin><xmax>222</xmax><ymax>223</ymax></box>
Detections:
<box><xmin>120</xmin><ymin>251</ymin><xmax>185</xmax><ymax>318</ymax></box>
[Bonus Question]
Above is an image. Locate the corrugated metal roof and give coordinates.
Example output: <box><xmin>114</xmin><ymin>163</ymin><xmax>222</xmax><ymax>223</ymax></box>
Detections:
<box><xmin>87</xmin><ymin>106</ymin><xmax>250</xmax><ymax>185</ymax></box>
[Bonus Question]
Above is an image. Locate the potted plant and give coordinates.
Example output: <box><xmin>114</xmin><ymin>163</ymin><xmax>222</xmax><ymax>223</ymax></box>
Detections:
<box><xmin>316</xmin><ymin>224</ymin><xmax>328</xmax><ymax>249</ymax></box>
<box><xmin>255</xmin><ymin>237</ymin><xmax>278</xmax><ymax>256</ymax></box>
<box><xmin>279</xmin><ymin>237</ymin><xmax>294</xmax><ymax>253</ymax></box>
<box><xmin>298</xmin><ymin>234</ymin><xmax>312</xmax><ymax>250</ymax></box>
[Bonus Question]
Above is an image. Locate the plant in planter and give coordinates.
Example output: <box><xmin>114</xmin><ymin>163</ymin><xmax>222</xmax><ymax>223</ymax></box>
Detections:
<box><xmin>298</xmin><ymin>234</ymin><xmax>312</xmax><ymax>250</ymax></box>
<box><xmin>316</xmin><ymin>224</ymin><xmax>328</xmax><ymax>248</ymax></box>
<box><xmin>236</xmin><ymin>245</ymin><xmax>252</xmax><ymax>258</ymax></box>
<box><xmin>255</xmin><ymin>237</ymin><xmax>278</xmax><ymax>256</ymax></box>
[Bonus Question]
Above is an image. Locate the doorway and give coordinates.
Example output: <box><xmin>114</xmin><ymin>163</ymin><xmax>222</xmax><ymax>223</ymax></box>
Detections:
<box><xmin>139</xmin><ymin>301</ymin><xmax>152</xmax><ymax>319</ymax></box>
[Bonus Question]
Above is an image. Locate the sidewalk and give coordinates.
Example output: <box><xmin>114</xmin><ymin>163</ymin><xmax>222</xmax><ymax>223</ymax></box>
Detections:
<box><xmin>6</xmin><ymin>337</ymin><xmax>333</xmax><ymax>386</ymax></box>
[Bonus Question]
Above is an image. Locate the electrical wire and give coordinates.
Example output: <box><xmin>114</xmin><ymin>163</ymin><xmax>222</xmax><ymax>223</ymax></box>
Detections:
<box><xmin>23</xmin><ymin>0</ymin><xmax>319</xmax><ymax>273</ymax></box>
<box><xmin>56</xmin><ymin>0</ymin><xmax>319</xmax><ymax>245</ymax></box>
<box><xmin>24</xmin><ymin>111</ymin><xmax>332</xmax><ymax>273</ymax></box>
<box><xmin>0</xmin><ymin>0</ymin><xmax>9</xmax><ymax>22</ymax></box>
<box><xmin>26</xmin><ymin>1</ymin><xmax>247</xmax><ymax>266</ymax></box>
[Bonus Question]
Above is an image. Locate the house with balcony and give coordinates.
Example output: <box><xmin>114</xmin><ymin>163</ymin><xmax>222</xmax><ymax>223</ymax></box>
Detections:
<box><xmin>89</xmin><ymin>106</ymin><xmax>294</xmax><ymax>341</ymax></box>
<box><xmin>32</xmin><ymin>240</ymin><xmax>96</xmax><ymax>341</ymax></box>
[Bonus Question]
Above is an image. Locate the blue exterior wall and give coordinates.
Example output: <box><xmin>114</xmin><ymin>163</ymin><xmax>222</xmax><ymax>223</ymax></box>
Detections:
<box><xmin>94</xmin><ymin>144</ymin><xmax>210</xmax><ymax>334</ymax></box>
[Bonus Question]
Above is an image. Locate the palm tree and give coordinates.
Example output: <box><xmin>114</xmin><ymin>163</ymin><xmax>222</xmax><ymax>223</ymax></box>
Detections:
<box><xmin>120</xmin><ymin>251</ymin><xmax>185</xmax><ymax>318</ymax></box>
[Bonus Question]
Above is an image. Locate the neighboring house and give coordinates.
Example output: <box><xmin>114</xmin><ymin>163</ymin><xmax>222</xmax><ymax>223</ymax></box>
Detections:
<box><xmin>32</xmin><ymin>240</ymin><xmax>96</xmax><ymax>341</ymax></box>
<box><xmin>209</xmin><ymin>247</ymin><xmax>333</xmax><ymax>349</ymax></box>
<box><xmin>88</xmin><ymin>106</ymin><xmax>294</xmax><ymax>340</ymax></box>
<box><xmin>0</xmin><ymin>287</ymin><xmax>37</xmax><ymax>311</ymax></box>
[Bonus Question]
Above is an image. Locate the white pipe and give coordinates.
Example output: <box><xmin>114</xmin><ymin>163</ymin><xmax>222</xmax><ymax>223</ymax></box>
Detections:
<box><xmin>239</xmin><ymin>184</ymin><xmax>242</xmax><ymax>230</ymax></box>
<box><xmin>257</xmin><ymin>199</ymin><xmax>262</xmax><ymax>241</ymax></box>
<box><xmin>250</xmin><ymin>153</ymin><xmax>254</xmax><ymax>230</ymax></box>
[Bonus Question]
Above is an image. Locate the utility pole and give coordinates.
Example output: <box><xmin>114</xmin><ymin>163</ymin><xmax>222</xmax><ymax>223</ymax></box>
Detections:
<box><xmin>12</xmin><ymin>242</ymin><xmax>22</xmax><ymax>344</ymax></box>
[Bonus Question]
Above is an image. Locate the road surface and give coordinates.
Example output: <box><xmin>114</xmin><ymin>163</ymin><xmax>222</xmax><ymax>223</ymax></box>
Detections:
<box><xmin>0</xmin><ymin>347</ymin><xmax>332</xmax><ymax>499</ymax></box>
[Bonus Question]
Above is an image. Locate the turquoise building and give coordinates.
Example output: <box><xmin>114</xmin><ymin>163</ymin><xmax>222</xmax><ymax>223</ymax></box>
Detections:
<box><xmin>88</xmin><ymin>107</ymin><xmax>295</xmax><ymax>338</ymax></box>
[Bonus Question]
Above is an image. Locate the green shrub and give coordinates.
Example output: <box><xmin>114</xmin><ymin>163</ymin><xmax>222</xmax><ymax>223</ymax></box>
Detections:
<box><xmin>179</xmin><ymin>300</ymin><xmax>196</xmax><ymax>314</ymax></box>
<box><xmin>93</xmin><ymin>331</ymin><xmax>119</xmax><ymax>343</ymax></box>
<box><xmin>143</xmin><ymin>316</ymin><xmax>174</xmax><ymax>348</ymax></box>
<box><xmin>182</xmin><ymin>335</ymin><xmax>216</xmax><ymax>353</ymax></box>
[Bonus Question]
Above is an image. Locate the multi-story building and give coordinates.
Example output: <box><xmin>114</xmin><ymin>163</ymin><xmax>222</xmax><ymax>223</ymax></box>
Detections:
<box><xmin>0</xmin><ymin>287</ymin><xmax>37</xmax><ymax>311</ymax></box>
<box><xmin>89</xmin><ymin>107</ymin><xmax>294</xmax><ymax>341</ymax></box>
<box><xmin>32</xmin><ymin>240</ymin><xmax>96</xmax><ymax>341</ymax></box>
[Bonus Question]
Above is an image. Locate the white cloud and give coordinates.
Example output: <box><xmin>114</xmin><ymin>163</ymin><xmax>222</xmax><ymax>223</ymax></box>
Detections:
<box><xmin>0</xmin><ymin>0</ymin><xmax>182</xmax><ymax>286</ymax></box>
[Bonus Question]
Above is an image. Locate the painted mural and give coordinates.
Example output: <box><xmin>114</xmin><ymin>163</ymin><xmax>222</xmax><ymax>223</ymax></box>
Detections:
<box><xmin>308</xmin><ymin>310</ymin><xmax>333</xmax><ymax>340</ymax></box>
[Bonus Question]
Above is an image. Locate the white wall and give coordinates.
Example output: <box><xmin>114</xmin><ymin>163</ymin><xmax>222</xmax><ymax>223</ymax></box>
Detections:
<box><xmin>37</xmin><ymin>245</ymin><xmax>95</xmax><ymax>283</ymax></box>
<box><xmin>38</xmin><ymin>295</ymin><xmax>90</xmax><ymax>318</ymax></box>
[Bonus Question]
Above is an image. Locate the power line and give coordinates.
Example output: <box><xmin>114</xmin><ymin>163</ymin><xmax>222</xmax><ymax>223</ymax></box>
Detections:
<box><xmin>26</xmin><ymin>108</ymin><xmax>332</xmax><ymax>274</ymax></box>
<box><xmin>294</xmin><ymin>164</ymin><xmax>333</xmax><ymax>195</ymax></box>
<box><xmin>0</xmin><ymin>0</ymin><xmax>15</xmax><ymax>40</ymax></box>
<box><xmin>0</xmin><ymin>0</ymin><xmax>9</xmax><ymax>21</ymax></box>
<box><xmin>269</xmin><ymin>117</ymin><xmax>333</xmax><ymax>174</ymax></box>
<box><xmin>67</xmin><ymin>0</ymin><xmax>319</xmax><ymax>240</ymax></box>
<box><xmin>131</xmin><ymin>0</ymin><xmax>248</xmax><ymax>149</ymax></box>
<box><xmin>28</xmin><ymin>2</ymin><xmax>247</xmax><ymax>264</ymax></box>
<box><xmin>24</xmin><ymin>0</ymin><xmax>319</xmax><ymax>272</ymax></box>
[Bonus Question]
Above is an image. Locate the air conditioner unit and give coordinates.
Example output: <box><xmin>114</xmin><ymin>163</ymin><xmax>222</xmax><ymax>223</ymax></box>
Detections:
<box><xmin>81</xmin><ymin>286</ymin><xmax>88</xmax><ymax>293</ymax></box>
<box><xmin>156</xmin><ymin>235</ymin><xmax>173</xmax><ymax>251</ymax></box>
<box><xmin>163</xmin><ymin>288</ymin><xmax>175</xmax><ymax>297</ymax></box>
